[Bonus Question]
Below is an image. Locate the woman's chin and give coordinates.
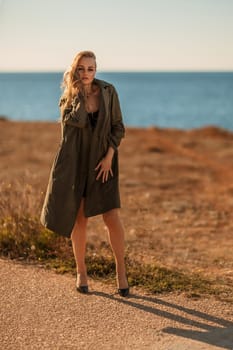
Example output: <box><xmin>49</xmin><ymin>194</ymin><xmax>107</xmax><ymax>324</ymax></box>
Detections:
<box><xmin>82</xmin><ymin>79</ymin><xmax>91</xmax><ymax>85</ymax></box>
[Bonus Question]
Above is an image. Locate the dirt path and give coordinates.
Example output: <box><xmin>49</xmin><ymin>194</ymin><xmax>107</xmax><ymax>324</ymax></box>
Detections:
<box><xmin>0</xmin><ymin>259</ymin><xmax>233</xmax><ymax>350</ymax></box>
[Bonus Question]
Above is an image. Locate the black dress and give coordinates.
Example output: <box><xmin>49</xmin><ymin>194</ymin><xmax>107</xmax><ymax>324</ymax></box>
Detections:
<box><xmin>82</xmin><ymin>110</ymin><xmax>99</xmax><ymax>197</ymax></box>
<box><xmin>88</xmin><ymin>110</ymin><xmax>99</xmax><ymax>130</ymax></box>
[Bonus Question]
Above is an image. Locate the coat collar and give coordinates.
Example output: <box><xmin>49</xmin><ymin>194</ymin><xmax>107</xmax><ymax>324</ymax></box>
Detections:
<box><xmin>94</xmin><ymin>78</ymin><xmax>111</xmax><ymax>110</ymax></box>
<box><xmin>94</xmin><ymin>78</ymin><xmax>111</xmax><ymax>90</ymax></box>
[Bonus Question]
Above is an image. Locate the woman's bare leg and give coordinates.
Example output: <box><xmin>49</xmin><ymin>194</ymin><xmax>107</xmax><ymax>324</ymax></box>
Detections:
<box><xmin>102</xmin><ymin>209</ymin><xmax>128</xmax><ymax>289</ymax></box>
<box><xmin>71</xmin><ymin>199</ymin><xmax>88</xmax><ymax>286</ymax></box>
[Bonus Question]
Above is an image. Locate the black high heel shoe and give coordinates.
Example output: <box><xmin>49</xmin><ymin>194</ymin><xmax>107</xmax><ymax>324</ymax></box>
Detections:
<box><xmin>76</xmin><ymin>273</ymin><xmax>88</xmax><ymax>294</ymax></box>
<box><xmin>118</xmin><ymin>287</ymin><xmax>130</xmax><ymax>297</ymax></box>
<box><xmin>76</xmin><ymin>285</ymin><xmax>89</xmax><ymax>294</ymax></box>
<box><xmin>117</xmin><ymin>275</ymin><xmax>130</xmax><ymax>297</ymax></box>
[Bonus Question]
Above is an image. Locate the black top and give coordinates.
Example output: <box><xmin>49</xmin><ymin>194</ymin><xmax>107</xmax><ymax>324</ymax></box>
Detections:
<box><xmin>88</xmin><ymin>110</ymin><xmax>99</xmax><ymax>130</ymax></box>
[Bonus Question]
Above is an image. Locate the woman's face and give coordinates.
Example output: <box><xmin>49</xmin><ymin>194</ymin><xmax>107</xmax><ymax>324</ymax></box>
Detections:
<box><xmin>76</xmin><ymin>57</ymin><xmax>96</xmax><ymax>86</ymax></box>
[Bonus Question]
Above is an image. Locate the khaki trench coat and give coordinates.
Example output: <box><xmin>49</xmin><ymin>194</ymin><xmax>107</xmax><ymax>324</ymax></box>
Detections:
<box><xmin>40</xmin><ymin>79</ymin><xmax>125</xmax><ymax>238</ymax></box>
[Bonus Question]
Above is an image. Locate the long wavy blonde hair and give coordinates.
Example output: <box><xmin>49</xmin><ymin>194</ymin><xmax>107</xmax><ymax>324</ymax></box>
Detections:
<box><xmin>60</xmin><ymin>50</ymin><xmax>97</xmax><ymax>110</ymax></box>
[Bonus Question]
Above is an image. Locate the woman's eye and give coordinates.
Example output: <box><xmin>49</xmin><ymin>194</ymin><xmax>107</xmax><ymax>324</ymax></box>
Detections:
<box><xmin>76</xmin><ymin>67</ymin><xmax>95</xmax><ymax>73</ymax></box>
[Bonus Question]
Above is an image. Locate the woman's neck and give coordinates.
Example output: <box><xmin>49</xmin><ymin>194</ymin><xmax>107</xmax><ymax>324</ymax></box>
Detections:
<box><xmin>82</xmin><ymin>82</ymin><xmax>99</xmax><ymax>98</ymax></box>
<box><xmin>82</xmin><ymin>83</ymin><xmax>93</xmax><ymax>98</ymax></box>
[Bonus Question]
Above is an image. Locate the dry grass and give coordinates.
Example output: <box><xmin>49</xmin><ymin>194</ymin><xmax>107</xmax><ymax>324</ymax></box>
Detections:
<box><xmin>0</xmin><ymin>121</ymin><xmax>233</xmax><ymax>301</ymax></box>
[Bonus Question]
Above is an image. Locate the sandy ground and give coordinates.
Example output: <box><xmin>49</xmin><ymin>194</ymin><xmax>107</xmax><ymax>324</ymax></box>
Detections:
<box><xmin>1</xmin><ymin>258</ymin><xmax>233</xmax><ymax>350</ymax></box>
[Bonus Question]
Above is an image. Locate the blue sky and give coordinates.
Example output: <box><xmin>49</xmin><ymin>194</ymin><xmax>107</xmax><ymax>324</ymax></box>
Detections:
<box><xmin>0</xmin><ymin>0</ymin><xmax>233</xmax><ymax>71</ymax></box>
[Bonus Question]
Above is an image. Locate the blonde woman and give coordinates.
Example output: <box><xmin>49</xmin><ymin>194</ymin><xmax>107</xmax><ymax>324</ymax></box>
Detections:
<box><xmin>41</xmin><ymin>51</ymin><xmax>129</xmax><ymax>296</ymax></box>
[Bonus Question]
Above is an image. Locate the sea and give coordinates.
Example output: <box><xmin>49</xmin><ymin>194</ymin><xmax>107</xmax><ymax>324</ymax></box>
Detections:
<box><xmin>0</xmin><ymin>72</ymin><xmax>233</xmax><ymax>130</ymax></box>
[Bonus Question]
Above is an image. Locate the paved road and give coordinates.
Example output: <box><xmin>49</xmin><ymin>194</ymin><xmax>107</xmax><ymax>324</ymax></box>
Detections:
<box><xmin>0</xmin><ymin>258</ymin><xmax>233</xmax><ymax>350</ymax></box>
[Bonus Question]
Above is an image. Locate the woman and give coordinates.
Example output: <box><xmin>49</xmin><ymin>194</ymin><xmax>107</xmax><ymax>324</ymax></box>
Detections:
<box><xmin>40</xmin><ymin>51</ymin><xmax>129</xmax><ymax>296</ymax></box>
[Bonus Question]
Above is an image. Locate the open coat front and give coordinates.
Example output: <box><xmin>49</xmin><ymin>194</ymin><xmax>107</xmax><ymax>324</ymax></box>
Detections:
<box><xmin>40</xmin><ymin>79</ymin><xmax>125</xmax><ymax>238</ymax></box>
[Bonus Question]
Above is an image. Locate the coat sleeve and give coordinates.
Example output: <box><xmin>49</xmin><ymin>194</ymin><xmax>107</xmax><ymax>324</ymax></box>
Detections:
<box><xmin>108</xmin><ymin>86</ymin><xmax>125</xmax><ymax>150</ymax></box>
<box><xmin>59</xmin><ymin>96</ymin><xmax>87</xmax><ymax>128</ymax></box>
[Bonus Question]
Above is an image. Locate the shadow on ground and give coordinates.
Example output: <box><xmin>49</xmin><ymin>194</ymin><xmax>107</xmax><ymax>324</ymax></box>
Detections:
<box><xmin>91</xmin><ymin>290</ymin><xmax>233</xmax><ymax>349</ymax></box>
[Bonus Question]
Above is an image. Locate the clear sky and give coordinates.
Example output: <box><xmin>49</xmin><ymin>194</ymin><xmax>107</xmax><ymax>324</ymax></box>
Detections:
<box><xmin>0</xmin><ymin>0</ymin><xmax>233</xmax><ymax>71</ymax></box>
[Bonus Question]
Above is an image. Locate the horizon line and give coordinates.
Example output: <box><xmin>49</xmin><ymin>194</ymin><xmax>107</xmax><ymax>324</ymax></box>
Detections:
<box><xmin>0</xmin><ymin>69</ymin><xmax>233</xmax><ymax>74</ymax></box>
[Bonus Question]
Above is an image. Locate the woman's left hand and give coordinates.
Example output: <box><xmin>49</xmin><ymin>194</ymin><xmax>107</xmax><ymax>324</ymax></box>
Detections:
<box><xmin>95</xmin><ymin>156</ymin><xmax>113</xmax><ymax>183</ymax></box>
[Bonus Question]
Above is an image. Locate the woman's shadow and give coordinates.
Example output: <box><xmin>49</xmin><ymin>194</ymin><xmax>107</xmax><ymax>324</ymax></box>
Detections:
<box><xmin>91</xmin><ymin>290</ymin><xmax>233</xmax><ymax>349</ymax></box>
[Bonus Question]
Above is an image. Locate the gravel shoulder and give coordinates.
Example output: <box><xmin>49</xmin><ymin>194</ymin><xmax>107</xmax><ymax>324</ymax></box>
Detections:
<box><xmin>1</xmin><ymin>258</ymin><xmax>233</xmax><ymax>350</ymax></box>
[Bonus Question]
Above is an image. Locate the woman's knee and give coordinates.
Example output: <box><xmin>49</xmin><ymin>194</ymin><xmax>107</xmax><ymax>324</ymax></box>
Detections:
<box><xmin>102</xmin><ymin>209</ymin><xmax>119</xmax><ymax>225</ymax></box>
<box><xmin>71</xmin><ymin>201</ymin><xmax>88</xmax><ymax>235</ymax></box>
<box><xmin>76</xmin><ymin>199</ymin><xmax>88</xmax><ymax>222</ymax></box>
<box><xmin>71</xmin><ymin>215</ymin><xmax>88</xmax><ymax>239</ymax></box>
